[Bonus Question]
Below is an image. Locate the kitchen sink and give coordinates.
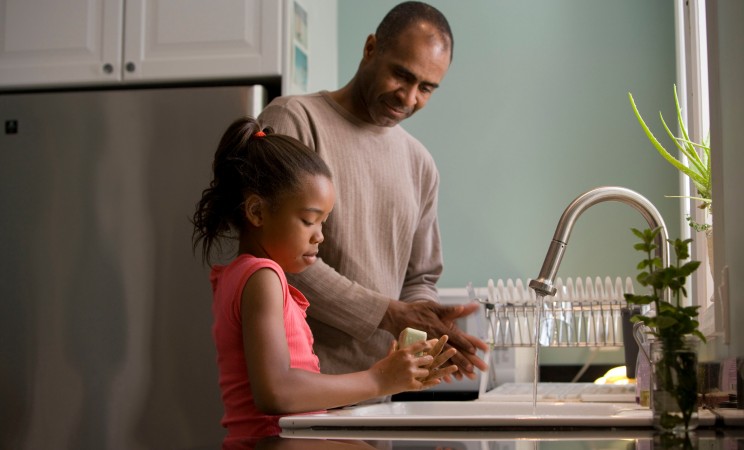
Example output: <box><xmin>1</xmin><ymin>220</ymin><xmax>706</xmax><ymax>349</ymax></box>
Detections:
<box><xmin>278</xmin><ymin>400</ymin><xmax>671</xmax><ymax>430</ymax></box>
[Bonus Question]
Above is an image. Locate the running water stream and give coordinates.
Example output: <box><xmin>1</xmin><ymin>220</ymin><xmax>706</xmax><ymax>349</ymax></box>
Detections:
<box><xmin>532</xmin><ymin>294</ymin><xmax>545</xmax><ymax>413</ymax></box>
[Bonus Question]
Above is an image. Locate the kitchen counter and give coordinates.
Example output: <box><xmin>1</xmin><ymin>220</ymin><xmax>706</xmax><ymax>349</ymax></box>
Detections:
<box><xmin>278</xmin><ymin>400</ymin><xmax>744</xmax><ymax>431</ymax></box>
<box><xmin>252</xmin><ymin>428</ymin><xmax>744</xmax><ymax>449</ymax></box>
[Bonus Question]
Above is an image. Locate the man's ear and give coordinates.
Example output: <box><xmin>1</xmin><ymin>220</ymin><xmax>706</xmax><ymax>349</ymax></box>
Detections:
<box><xmin>363</xmin><ymin>34</ymin><xmax>377</xmax><ymax>60</ymax></box>
<box><xmin>244</xmin><ymin>194</ymin><xmax>264</xmax><ymax>227</ymax></box>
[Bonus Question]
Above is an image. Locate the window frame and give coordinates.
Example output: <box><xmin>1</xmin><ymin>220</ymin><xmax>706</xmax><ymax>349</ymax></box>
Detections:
<box><xmin>675</xmin><ymin>0</ymin><xmax>717</xmax><ymax>337</ymax></box>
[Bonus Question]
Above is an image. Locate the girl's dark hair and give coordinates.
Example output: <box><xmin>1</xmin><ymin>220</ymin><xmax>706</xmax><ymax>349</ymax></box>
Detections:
<box><xmin>192</xmin><ymin>116</ymin><xmax>332</xmax><ymax>265</ymax></box>
<box><xmin>375</xmin><ymin>1</ymin><xmax>453</xmax><ymax>61</ymax></box>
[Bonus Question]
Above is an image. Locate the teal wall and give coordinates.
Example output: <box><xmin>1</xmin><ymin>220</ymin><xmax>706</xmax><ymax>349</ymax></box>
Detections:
<box><xmin>337</xmin><ymin>1</ymin><xmax>681</xmax><ymax>293</ymax></box>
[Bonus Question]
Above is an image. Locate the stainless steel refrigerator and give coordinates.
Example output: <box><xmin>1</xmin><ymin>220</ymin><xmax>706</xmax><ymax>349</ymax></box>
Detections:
<box><xmin>0</xmin><ymin>85</ymin><xmax>267</xmax><ymax>450</ymax></box>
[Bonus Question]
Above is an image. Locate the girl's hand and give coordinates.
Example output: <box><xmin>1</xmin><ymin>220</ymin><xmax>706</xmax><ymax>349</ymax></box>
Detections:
<box><xmin>369</xmin><ymin>336</ymin><xmax>458</xmax><ymax>396</ymax></box>
<box><xmin>369</xmin><ymin>340</ymin><xmax>432</xmax><ymax>395</ymax></box>
<box><xmin>421</xmin><ymin>335</ymin><xmax>458</xmax><ymax>385</ymax></box>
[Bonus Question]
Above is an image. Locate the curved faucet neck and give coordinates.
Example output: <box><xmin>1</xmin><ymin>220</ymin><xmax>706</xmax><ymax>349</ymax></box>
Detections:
<box><xmin>529</xmin><ymin>186</ymin><xmax>669</xmax><ymax>297</ymax></box>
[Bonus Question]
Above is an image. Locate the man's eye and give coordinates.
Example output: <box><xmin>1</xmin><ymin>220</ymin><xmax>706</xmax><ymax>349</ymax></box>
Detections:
<box><xmin>395</xmin><ymin>70</ymin><xmax>413</xmax><ymax>82</ymax></box>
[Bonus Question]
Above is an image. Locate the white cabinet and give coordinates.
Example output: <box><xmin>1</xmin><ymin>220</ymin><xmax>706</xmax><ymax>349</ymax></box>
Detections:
<box><xmin>123</xmin><ymin>0</ymin><xmax>282</xmax><ymax>83</ymax></box>
<box><xmin>0</xmin><ymin>0</ymin><xmax>282</xmax><ymax>88</ymax></box>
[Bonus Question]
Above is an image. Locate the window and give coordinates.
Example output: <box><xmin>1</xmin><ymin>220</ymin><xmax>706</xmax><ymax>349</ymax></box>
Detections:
<box><xmin>675</xmin><ymin>0</ymin><xmax>715</xmax><ymax>335</ymax></box>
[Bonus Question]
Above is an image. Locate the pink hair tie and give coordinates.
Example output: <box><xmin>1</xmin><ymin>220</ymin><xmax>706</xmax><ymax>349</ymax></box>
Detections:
<box><xmin>253</xmin><ymin>130</ymin><xmax>266</xmax><ymax>138</ymax></box>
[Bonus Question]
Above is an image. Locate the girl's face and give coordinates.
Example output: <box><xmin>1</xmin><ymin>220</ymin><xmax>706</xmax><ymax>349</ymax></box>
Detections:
<box><xmin>257</xmin><ymin>174</ymin><xmax>335</xmax><ymax>273</ymax></box>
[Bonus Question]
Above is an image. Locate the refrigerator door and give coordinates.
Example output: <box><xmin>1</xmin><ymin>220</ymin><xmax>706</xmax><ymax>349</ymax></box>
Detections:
<box><xmin>0</xmin><ymin>86</ymin><xmax>265</xmax><ymax>449</ymax></box>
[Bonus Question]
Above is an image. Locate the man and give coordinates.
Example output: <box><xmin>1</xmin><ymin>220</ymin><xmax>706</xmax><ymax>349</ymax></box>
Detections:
<box><xmin>258</xmin><ymin>1</ymin><xmax>488</xmax><ymax>383</ymax></box>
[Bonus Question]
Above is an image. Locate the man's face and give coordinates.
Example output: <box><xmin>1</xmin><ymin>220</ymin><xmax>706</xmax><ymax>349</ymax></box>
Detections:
<box><xmin>356</xmin><ymin>22</ymin><xmax>451</xmax><ymax>127</ymax></box>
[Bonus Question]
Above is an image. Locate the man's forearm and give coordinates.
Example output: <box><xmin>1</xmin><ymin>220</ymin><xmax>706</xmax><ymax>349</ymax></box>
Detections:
<box><xmin>287</xmin><ymin>259</ymin><xmax>391</xmax><ymax>341</ymax></box>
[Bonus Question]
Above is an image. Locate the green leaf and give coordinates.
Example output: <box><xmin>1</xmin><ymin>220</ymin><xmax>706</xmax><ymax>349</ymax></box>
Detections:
<box><xmin>693</xmin><ymin>330</ymin><xmax>707</xmax><ymax>342</ymax></box>
<box><xmin>625</xmin><ymin>294</ymin><xmax>655</xmax><ymax>306</ymax></box>
<box><xmin>661</xmin><ymin>114</ymin><xmax>708</xmax><ymax>184</ymax></box>
<box><xmin>679</xmin><ymin>261</ymin><xmax>701</xmax><ymax>276</ymax></box>
<box><xmin>656</xmin><ymin>313</ymin><xmax>679</xmax><ymax>326</ymax></box>
<box><xmin>625</xmin><ymin>227</ymin><xmax>703</xmax><ymax>346</ymax></box>
<box><xmin>628</xmin><ymin>88</ymin><xmax>711</xmax><ymax>204</ymax></box>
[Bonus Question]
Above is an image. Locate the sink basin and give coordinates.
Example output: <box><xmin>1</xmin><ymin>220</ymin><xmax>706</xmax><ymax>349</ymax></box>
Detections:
<box><xmin>278</xmin><ymin>400</ymin><xmax>665</xmax><ymax>430</ymax></box>
<box><xmin>360</xmin><ymin>401</ymin><xmax>633</xmax><ymax>416</ymax></box>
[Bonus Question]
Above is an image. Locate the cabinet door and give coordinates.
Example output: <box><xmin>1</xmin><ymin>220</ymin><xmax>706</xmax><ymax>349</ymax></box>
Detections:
<box><xmin>0</xmin><ymin>0</ymin><xmax>123</xmax><ymax>88</ymax></box>
<box><xmin>123</xmin><ymin>0</ymin><xmax>282</xmax><ymax>82</ymax></box>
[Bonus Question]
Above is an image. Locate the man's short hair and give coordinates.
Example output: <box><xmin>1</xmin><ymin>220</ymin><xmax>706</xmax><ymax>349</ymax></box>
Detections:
<box><xmin>375</xmin><ymin>1</ymin><xmax>453</xmax><ymax>61</ymax></box>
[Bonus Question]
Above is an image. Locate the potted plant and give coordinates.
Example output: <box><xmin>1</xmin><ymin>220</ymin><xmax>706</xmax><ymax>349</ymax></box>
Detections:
<box><xmin>624</xmin><ymin>227</ymin><xmax>705</xmax><ymax>434</ymax></box>
<box><xmin>628</xmin><ymin>86</ymin><xmax>712</xmax><ymax>233</ymax></box>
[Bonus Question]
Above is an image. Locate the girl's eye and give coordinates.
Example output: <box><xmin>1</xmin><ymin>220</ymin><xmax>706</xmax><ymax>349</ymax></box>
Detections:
<box><xmin>302</xmin><ymin>219</ymin><xmax>313</xmax><ymax>226</ymax></box>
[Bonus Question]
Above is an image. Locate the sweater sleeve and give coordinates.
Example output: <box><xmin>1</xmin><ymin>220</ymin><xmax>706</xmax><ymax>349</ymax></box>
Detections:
<box><xmin>286</xmin><ymin>260</ymin><xmax>390</xmax><ymax>341</ymax></box>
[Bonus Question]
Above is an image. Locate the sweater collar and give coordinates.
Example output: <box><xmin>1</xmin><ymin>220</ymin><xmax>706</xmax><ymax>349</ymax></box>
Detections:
<box><xmin>319</xmin><ymin>90</ymin><xmax>398</xmax><ymax>135</ymax></box>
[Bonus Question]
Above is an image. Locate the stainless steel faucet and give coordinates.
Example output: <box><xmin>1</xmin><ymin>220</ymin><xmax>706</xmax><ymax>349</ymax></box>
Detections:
<box><xmin>529</xmin><ymin>186</ymin><xmax>669</xmax><ymax>298</ymax></box>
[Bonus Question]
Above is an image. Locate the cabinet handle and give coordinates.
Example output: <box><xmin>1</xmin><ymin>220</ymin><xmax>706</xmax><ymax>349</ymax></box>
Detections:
<box><xmin>102</xmin><ymin>63</ymin><xmax>114</xmax><ymax>74</ymax></box>
<box><xmin>125</xmin><ymin>62</ymin><xmax>136</xmax><ymax>73</ymax></box>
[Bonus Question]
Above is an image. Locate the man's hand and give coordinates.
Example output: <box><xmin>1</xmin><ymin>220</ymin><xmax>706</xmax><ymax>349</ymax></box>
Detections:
<box><xmin>380</xmin><ymin>299</ymin><xmax>489</xmax><ymax>380</ymax></box>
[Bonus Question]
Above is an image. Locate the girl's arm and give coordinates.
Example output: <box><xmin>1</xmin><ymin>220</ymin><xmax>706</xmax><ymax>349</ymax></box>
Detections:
<box><xmin>242</xmin><ymin>268</ymin><xmax>456</xmax><ymax>414</ymax></box>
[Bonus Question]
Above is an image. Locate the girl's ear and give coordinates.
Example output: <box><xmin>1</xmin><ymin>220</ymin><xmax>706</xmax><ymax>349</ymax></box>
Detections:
<box><xmin>244</xmin><ymin>194</ymin><xmax>264</xmax><ymax>227</ymax></box>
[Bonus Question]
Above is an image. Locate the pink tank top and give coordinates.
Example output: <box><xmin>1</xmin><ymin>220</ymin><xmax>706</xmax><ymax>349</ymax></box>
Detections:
<box><xmin>210</xmin><ymin>254</ymin><xmax>320</xmax><ymax>439</ymax></box>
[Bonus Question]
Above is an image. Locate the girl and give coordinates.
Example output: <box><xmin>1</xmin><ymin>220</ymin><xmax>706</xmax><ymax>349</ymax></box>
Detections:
<box><xmin>192</xmin><ymin>117</ymin><xmax>457</xmax><ymax>442</ymax></box>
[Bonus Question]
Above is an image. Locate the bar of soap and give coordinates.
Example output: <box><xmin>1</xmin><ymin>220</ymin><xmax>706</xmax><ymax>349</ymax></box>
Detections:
<box><xmin>398</xmin><ymin>327</ymin><xmax>427</xmax><ymax>355</ymax></box>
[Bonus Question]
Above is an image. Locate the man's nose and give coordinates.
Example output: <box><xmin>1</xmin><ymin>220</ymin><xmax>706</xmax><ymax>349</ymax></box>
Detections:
<box><xmin>397</xmin><ymin>84</ymin><xmax>418</xmax><ymax>109</ymax></box>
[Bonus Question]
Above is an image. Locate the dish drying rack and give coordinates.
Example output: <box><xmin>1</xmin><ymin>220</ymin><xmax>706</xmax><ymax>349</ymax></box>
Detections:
<box><xmin>467</xmin><ymin>276</ymin><xmax>634</xmax><ymax>348</ymax></box>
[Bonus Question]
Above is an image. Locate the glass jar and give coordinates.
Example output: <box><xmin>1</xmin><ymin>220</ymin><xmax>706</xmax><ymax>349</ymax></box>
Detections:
<box><xmin>650</xmin><ymin>336</ymin><xmax>700</xmax><ymax>434</ymax></box>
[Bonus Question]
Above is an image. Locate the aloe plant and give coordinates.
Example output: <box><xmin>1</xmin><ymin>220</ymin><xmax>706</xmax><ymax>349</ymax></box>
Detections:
<box><xmin>628</xmin><ymin>85</ymin><xmax>711</xmax><ymax>213</ymax></box>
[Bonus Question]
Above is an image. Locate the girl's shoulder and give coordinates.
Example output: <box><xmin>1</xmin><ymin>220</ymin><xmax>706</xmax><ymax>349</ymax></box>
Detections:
<box><xmin>231</xmin><ymin>254</ymin><xmax>281</xmax><ymax>272</ymax></box>
<box><xmin>211</xmin><ymin>254</ymin><xmax>287</xmax><ymax>290</ymax></box>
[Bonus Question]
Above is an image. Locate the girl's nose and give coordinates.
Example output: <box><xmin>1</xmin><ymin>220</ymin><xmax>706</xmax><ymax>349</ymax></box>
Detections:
<box><xmin>312</xmin><ymin>229</ymin><xmax>324</xmax><ymax>244</ymax></box>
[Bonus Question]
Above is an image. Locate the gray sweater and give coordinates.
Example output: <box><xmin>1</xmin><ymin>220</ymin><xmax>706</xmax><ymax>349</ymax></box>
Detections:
<box><xmin>258</xmin><ymin>91</ymin><xmax>442</xmax><ymax>375</ymax></box>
